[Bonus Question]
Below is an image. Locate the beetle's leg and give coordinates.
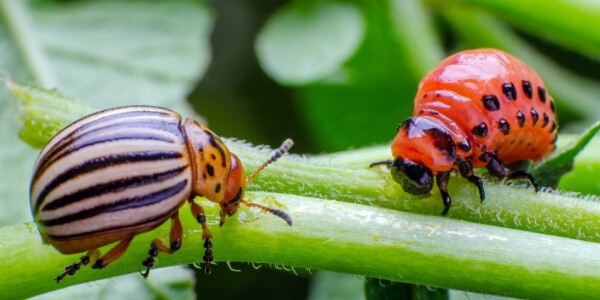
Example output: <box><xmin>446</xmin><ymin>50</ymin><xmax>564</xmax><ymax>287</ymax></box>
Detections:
<box><xmin>189</xmin><ymin>198</ymin><xmax>214</xmax><ymax>274</ymax></box>
<box><xmin>140</xmin><ymin>212</ymin><xmax>183</xmax><ymax>278</ymax></box>
<box><xmin>55</xmin><ymin>249</ymin><xmax>100</xmax><ymax>283</ymax></box>
<box><xmin>457</xmin><ymin>159</ymin><xmax>485</xmax><ymax>201</ymax></box>
<box><xmin>369</xmin><ymin>159</ymin><xmax>392</xmax><ymax>168</ymax></box>
<box><xmin>436</xmin><ymin>172</ymin><xmax>452</xmax><ymax>215</ymax></box>
<box><xmin>91</xmin><ymin>237</ymin><xmax>134</xmax><ymax>269</ymax></box>
<box><xmin>485</xmin><ymin>154</ymin><xmax>539</xmax><ymax>192</ymax></box>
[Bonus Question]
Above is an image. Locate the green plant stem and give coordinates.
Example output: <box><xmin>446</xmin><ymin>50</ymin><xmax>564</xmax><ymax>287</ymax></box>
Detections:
<box><xmin>231</xmin><ymin>137</ymin><xmax>600</xmax><ymax>243</ymax></box>
<box><xmin>3</xmin><ymin>192</ymin><xmax>600</xmax><ymax>299</ymax></box>
<box><xmin>0</xmin><ymin>0</ymin><xmax>56</xmax><ymax>86</ymax></box>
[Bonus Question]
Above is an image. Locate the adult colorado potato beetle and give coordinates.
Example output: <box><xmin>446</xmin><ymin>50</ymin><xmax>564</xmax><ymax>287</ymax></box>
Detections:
<box><xmin>30</xmin><ymin>105</ymin><xmax>293</xmax><ymax>282</ymax></box>
<box><xmin>371</xmin><ymin>48</ymin><xmax>557</xmax><ymax>215</ymax></box>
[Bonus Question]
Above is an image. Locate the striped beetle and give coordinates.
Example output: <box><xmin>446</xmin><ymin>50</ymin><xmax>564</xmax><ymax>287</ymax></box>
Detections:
<box><xmin>30</xmin><ymin>106</ymin><xmax>293</xmax><ymax>282</ymax></box>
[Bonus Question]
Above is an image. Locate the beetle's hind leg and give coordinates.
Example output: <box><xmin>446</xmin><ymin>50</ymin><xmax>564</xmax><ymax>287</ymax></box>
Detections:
<box><xmin>91</xmin><ymin>237</ymin><xmax>134</xmax><ymax>270</ymax></box>
<box><xmin>485</xmin><ymin>154</ymin><xmax>538</xmax><ymax>191</ymax></box>
<box><xmin>55</xmin><ymin>249</ymin><xmax>100</xmax><ymax>283</ymax></box>
<box><xmin>140</xmin><ymin>212</ymin><xmax>183</xmax><ymax>278</ymax></box>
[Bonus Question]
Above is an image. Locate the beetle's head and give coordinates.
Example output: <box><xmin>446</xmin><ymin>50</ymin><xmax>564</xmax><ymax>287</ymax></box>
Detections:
<box><xmin>220</xmin><ymin>154</ymin><xmax>245</xmax><ymax>225</ymax></box>
<box><xmin>219</xmin><ymin>140</ymin><xmax>294</xmax><ymax>227</ymax></box>
<box><xmin>390</xmin><ymin>157</ymin><xmax>434</xmax><ymax>195</ymax></box>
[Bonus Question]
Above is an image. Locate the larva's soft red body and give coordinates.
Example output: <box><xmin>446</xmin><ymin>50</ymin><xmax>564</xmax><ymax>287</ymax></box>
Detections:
<box><xmin>373</xmin><ymin>49</ymin><xmax>557</xmax><ymax>215</ymax></box>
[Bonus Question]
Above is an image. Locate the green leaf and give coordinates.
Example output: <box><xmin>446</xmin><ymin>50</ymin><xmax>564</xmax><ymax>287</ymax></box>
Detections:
<box><xmin>294</xmin><ymin>2</ymin><xmax>417</xmax><ymax>151</ymax></box>
<box><xmin>29</xmin><ymin>266</ymin><xmax>196</xmax><ymax>300</ymax></box>
<box><xmin>389</xmin><ymin>0</ymin><xmax>445</xmax><ymax>78</ymax></box>
<box><xmin>443</xmin><ymin>0</ymin><xmax>600</xmax><ymax>60</ymax></box>
<box><xmin>533</xmin><ymin>121</ymin><xmax>600</xmax><ymax>188</ymax></box>
<box><xmin>308</xmin><ymin>271</ymin><xmax>365</xmax><ymax>300</ymax></box>
<box><xmin>364</xmin><ymin>279</ymin><xmax>448</xmax><ymax>300</ymax></box>
<box><xmin>255</xmin><ymin>0</ymin><xmax>365</xmax><ymax>85</ymax></box>
<box><xmin>0</xmin><ymin>0</ymin><xmax>213</xmax><ymax>226</ymax></box>
<box><xmin>6</xmin><ymin>80</ymin><xmax>95</xmax><ymax>148</ymax></box>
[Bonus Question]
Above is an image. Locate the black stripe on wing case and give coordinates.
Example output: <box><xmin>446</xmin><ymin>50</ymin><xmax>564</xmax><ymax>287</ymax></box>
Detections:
<box><xmin>33</xmin><ymin>151</ymin><xmax>183</xmax><ymax>213</ymax></box>
<box><xmin>39</xmin><ymin>119</ymin><xmax>182</xmax><ymax>174</ymax></box>
<box><xmin>39</xmin><ymin>180</ymin><xmax>188</xmax><ymax>227</ymax></box>
<box><xmin>41</xmin><ymin>166</ymin><xmax>188</xmax><ymax>211</ymax></box>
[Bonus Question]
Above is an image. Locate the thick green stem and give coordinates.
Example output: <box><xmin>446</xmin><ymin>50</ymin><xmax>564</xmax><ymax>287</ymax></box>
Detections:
<box><xmin>2</xmin><ymin>192</ymin><xmax>600</xmax><ymax>299</ymax></box>
<box><xmin>231</xmin><ymin>137</ymin><xmax>600</xmax><ymax>243</ymax></box>
<box><xmin>6</xmin><ymin>81</ymin><xmax>600</xmax><ymax>298</ymax></box>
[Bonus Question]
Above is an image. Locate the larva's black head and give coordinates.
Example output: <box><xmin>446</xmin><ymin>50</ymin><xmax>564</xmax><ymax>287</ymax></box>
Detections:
<box><xmin>391</xmin><ymin>158</ymin><xmax>433</xmax><ymax>195</ymax></box>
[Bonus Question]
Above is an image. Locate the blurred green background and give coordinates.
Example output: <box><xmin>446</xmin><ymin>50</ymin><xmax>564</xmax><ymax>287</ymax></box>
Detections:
<box><xmin>1</xmin><ymin>0</ymin><xmax>599</xmax><ymax>299</ymax></box>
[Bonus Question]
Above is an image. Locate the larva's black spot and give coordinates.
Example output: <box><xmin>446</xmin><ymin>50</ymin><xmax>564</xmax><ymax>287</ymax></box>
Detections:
<box><xmin>498</xmin><ymin>119</ymin><xmax>510</xmax><ymax>135</ymax></box>
<box><xmin>458</xmin><ymin>140</ymin><xmax>471</xmax><ymax>152</ymax></box>
<box><xmin>423</xmin><ymin>93</ymin><xmax>428</xmax><ymax>98</ymax></box>
<box><xmin>522</xmin><ymin>80</ymin><xmax>533</xmax><ymax>99</ymax></box>
<box><xmin>516</xmin><ymin>111</ymin><xmax>526</xmax><ymax>127</ymax></box>
<box><xmin>215</xmin><ymin>183</ymin><xmax>221</xmax><ymax>194</ymax></box>
<box><xmin>531</xmin><ymin>109</ymin><xmax>539</xmax><ymax>125</ymax></box>
<box><xmin>542</xmin><ymin>113</ymin><xmax>549</xmax><ymax>128</ymax></box>
<box><xmin>538</xmin><ymin>86</ymin><xmax>546</xmax><ymax>103</ymax></box>
<box><xmin>418</xmin><ymin>109</ymin><xmax>424</xmax><ymax>114</ymax></box>
<box><xmin>550</xmin><ymin>100</ymin><xmax>555</xmax><ymax>112</ymax></box>
<box><xmin>206</xmin><ymin>163</ymin><xmax>214</xmax><ymax>177</ymax></box>
<box><xmin>471</xmin><ymin>122</ymin><xmax>488</xmax><ymax>137</ymax></box>
<box><xmin>502</xmin><ymin>82</ymin><xmax>517</xmax><ymax>100</ymax></box>
<box><xmin>482</xmin><ymin>95</ymin><xmax>500</xmax><ymax>111</ymax></box>
<box><xmin>551</xmin><ymin>121</ymin><xmax>557</xmax><ymax>133</ymax></box>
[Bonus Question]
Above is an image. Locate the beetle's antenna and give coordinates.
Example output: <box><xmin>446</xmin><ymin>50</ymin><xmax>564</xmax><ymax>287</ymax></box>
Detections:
<box><xmin>241</xmin><ymin>199</ymin><xmax>292</xmax><ymax>225</ymax></box>
<box><xmin>246</xmin><ymin>138</ymin><xmax>293</xmax><ymax>184</ymax></box>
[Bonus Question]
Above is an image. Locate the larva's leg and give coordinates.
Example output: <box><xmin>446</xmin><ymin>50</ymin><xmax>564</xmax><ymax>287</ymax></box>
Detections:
<box><xmin>188</xmin><ymin>197</ymin><xmax>214</xmax><ymax>274</ymax></box>
<box><xmin>140</xmin><ymin>212</ymin><xmax>183</xmax><ymax>278</ymax></box>
<box><xmin>369</xmin><ymin>160</ymin><xmax>392</xmax><ymax>168</ymax></box>
<box><xmin>91</xmin><ymin>237</ymin><xmax>134</xmax><ymax>269</ymax></box>
<box><xmin>55</xmin><ymin>249</ymin><xmax>100</xmax><ymax>283</ymax></box>
<box><xmin>485</xmin><ymin>154</ymin><xmax>539</xmax><ymax>192</ymax></box>
<box><xmin>457</xmin><ymin>159</ymin><xmax>485</xmax><ymax>201</ymax></box>
<box><xmin>436</xmin><ymin>171</ymin><xmax>452</xmax><ymax>215</ymax></box>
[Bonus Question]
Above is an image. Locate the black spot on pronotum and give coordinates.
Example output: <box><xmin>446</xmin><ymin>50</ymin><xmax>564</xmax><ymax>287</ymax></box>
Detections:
<box><xmin>482</xmin><ymin>95</ymin><xmax>500</xmax><ymax>111</ymax></box>
<box><xmin>215</xmin><ymin>183</ymin><xmax>221</xmax><ymax>194</ymax></box>
<box><xmin>516</xmin><ymin>111</ymin><xmax>525</xmax><ymax>127</ymax></box>
<box><xmin>498</xmin><ymin>119</ymin><xmax>510</xmax><ymax>135</ymax></box>
<box><xmin>210</xmin><ymin>154</ymin><xmax>216</xmax><ymax>160</ymax></box>
<box><xmin>423</xmin><ymin>127</ymin><xmax>456</xmax><ymax>161</ymax></box>
<box><xmin>471</xmin><ymin>122</ymin><xmax>488</xmax><ymax>137</ymax></box>
<box><xmin>538</xmin><ymin>86</ymin><xmax>546</xmax><ymax>102</ymax></box>
<box><xmin>522</xmin><ymin>80</ymin><xmax>533</xmax><ymax>99</ymax></box>
<box><xmin>206</xmin><ymin>164</ymin><xmax>214</xmax><ymax>177</ymax></box>
<box><xmin>531</xmin><ymin>109</ymin><xmax>539</xmax><ymax>125</ymax></box>
<box><xmin>502</xmin><ymin>82</ymin><xmax>517</xmax><ymax>100</ymax></box>
<box><xmin>458</xmin><ymin>140</ymin><xmax>471</xmax><ymax>152</ymax></box>
<box><xmin>542</xmin><ymin>113</ymin><xmax>549</xmax><ymax>128</ymax></box>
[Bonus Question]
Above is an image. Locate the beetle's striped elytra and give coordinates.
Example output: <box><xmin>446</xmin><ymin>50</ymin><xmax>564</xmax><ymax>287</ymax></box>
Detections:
<box><xmin>30</xmin><ymin>106</ymin><xmax>293</xmax><ymax>282</ymax></box>
<box><xmin>371</xmin><ymin>49</ymin><xmax>557</xmax><ymax>215</ymax></box>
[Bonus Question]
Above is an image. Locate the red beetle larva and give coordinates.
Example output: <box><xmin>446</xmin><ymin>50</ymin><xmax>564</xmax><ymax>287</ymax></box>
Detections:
<box><xmin>371</xmin><ymin>49</ymin><xmax>557</xmax><ymax>215</ymax></box>
<box><xmin>30</xmin><ymin>105</ymin><xmax>293</xmax><ymax>282</ymax></box>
